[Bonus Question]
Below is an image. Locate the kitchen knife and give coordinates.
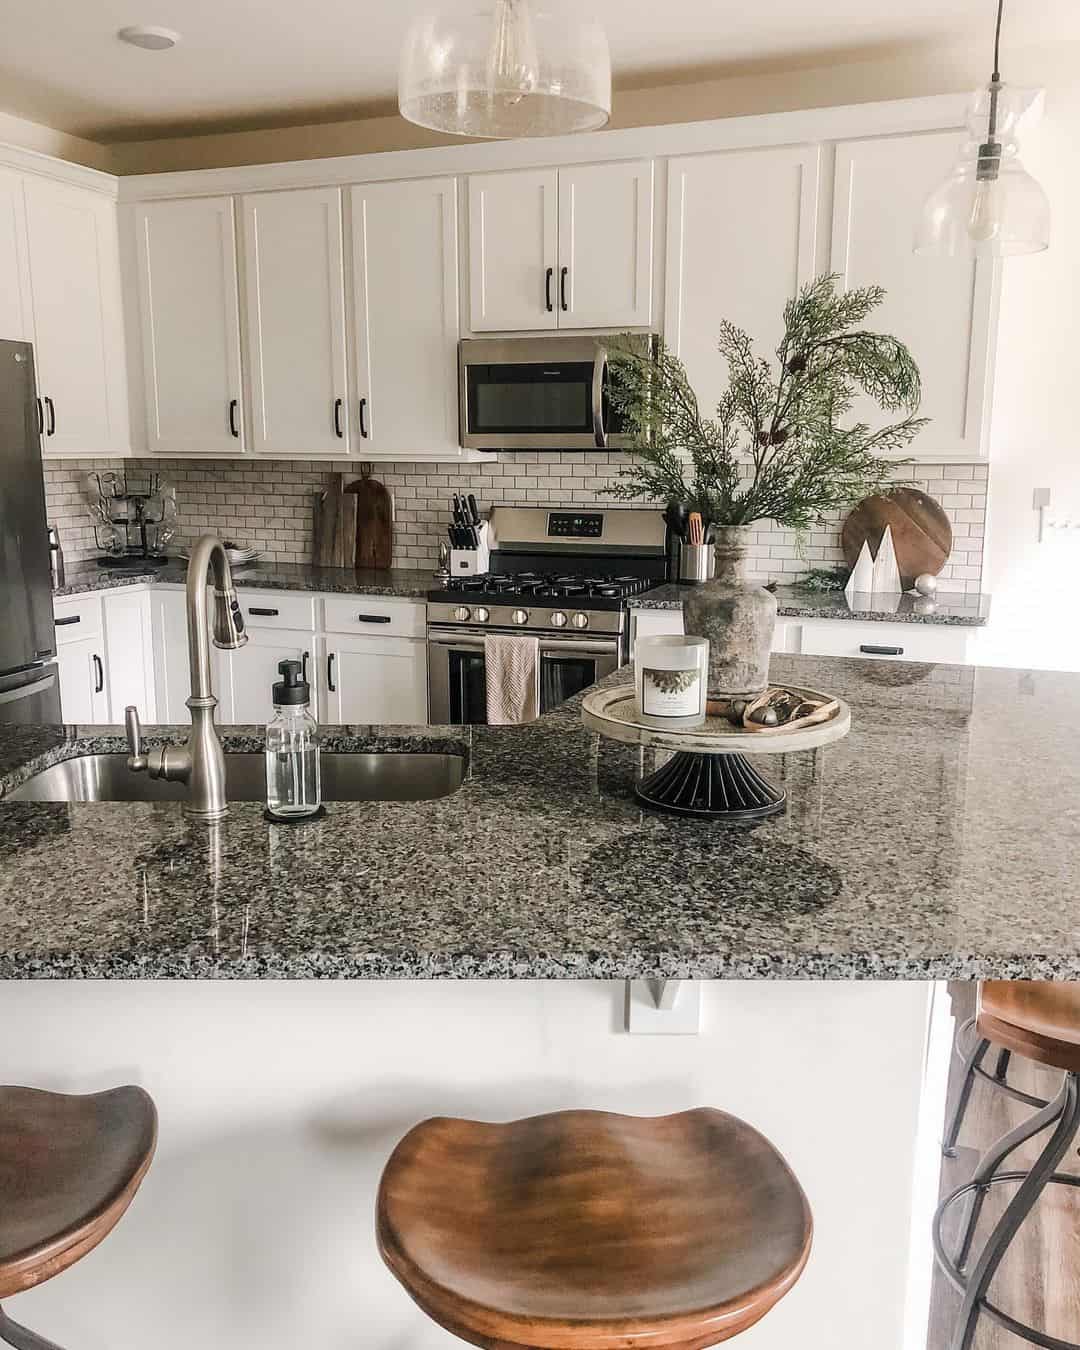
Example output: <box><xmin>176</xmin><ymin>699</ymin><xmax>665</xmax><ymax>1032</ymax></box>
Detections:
<box><xmin>467</xmin><ymin>494</ymin><xmax>480</xmax><ymax>526</ymax></box>
<box><xmin>452</xmin><ymin>494</ymin><xmax>463</xmax><ymax>525</ymax></box>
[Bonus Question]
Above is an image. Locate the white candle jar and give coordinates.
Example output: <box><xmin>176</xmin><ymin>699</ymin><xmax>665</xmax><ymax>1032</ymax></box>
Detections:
<box><xmin>634</xmin><ymin>635</ymin><xmax>709</xmax><ymax>729</ymax></box>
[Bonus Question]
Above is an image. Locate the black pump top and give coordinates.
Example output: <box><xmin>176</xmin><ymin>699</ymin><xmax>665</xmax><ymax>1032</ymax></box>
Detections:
<box><xmin>272</xmin><ymin>658</ymin><xmax>310</xmax><ymax>707</ymax></box>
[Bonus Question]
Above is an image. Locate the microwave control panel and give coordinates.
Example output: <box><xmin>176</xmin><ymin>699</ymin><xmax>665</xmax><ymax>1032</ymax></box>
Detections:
<box><xmin>548</xmin><ymin>512</ymin><xmax>604</xmax><ymax>539</ymax></box>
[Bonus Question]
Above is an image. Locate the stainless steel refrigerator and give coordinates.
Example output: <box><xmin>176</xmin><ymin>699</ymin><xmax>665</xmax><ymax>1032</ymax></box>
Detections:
<box><xmin>0</xmin><ymin>339</ymin><xmax>60</xmax><ymax>723</ymax></box>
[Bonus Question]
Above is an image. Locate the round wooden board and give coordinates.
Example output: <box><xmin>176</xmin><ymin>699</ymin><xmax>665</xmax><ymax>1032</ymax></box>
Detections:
<box><xmin>581</xmin><ymin>684</ymin><xmax>851</xmax><ymax>757</ymax></box>
<box><xmin>841</xmin><ymin>488</ymin><xmax>952</xmax><ymax>589</ymax></box>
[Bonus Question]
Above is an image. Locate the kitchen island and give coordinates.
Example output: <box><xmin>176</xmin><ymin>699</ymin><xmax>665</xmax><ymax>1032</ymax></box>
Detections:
<box><xmin>0</xmin><ymin>653</ymin><xmax>1076</xmax><ymax>979</ymax></box>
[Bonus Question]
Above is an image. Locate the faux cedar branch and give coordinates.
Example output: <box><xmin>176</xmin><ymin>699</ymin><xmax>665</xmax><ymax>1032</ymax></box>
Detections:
<box><xmin>603</xmin><ymin>273</ymin><xmax>927</xmax><ymax>530</ymax></box>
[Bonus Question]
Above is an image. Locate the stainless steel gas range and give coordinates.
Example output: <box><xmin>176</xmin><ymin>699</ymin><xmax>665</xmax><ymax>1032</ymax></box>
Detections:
<box><xmin>426</xmin><ymin>506</ymin><xmax>667</xmax><ymax>724</ymax></box>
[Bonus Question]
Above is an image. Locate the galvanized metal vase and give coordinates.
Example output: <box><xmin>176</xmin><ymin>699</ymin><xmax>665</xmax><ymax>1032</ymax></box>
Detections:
<box><xmin>682</xmin><ymin>525</ymin><xmax>776</xmax><ymax>700</ymax></box>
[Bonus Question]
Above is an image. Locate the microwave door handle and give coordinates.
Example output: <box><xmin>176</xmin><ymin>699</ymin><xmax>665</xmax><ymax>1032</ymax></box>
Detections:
<box><xmin>592</xmin><ymin>346</ymin><xmax>608</xmax><ymax>448</ymax></box>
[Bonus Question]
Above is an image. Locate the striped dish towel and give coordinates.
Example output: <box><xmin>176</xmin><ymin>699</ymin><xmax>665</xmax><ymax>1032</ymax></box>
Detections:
<box><xmin>484</xmin><ymin>634</ymin><xmax>540</xmax><ymax>725</ymax></box>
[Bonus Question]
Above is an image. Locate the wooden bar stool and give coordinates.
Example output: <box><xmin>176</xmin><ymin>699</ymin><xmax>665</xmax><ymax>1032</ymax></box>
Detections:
<box><xmin>0</xmin><ymin>1085</ymin><xmax>157</xmax><ymax>1350</ymax></box>
<box><xmin>377</xmin><ymin>1107</ymin><xmax>812</xmax><ymax>1349</ymax></box>
<box><xmin>933</xmin><ymin>982</ymin><xmax>1080</xmax><ymax>1350</ymax></box>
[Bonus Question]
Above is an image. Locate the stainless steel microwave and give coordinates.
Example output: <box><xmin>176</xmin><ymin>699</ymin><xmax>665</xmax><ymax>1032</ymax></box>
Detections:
<box><xmin>458</xmin><ymin>334</ymin><xmax>656</xmax><ymax>452</ymax></box>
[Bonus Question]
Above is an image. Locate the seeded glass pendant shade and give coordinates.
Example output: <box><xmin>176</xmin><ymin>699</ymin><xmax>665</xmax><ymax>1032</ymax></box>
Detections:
<box><xmin>399</xmin><ymin>1</ymin><xmax>612</xmax><ymax>139</ymax></box>
<box><xmin>915</xmin><ymin>0</ymin><xmax>1049</xmax><ymax>258</ymax></box>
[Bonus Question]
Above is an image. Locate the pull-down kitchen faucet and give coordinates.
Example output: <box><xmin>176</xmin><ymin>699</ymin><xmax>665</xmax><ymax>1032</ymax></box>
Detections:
<box><xmin>125</xmin><ymin>534</ymin><xmax>247</xmax><ymax>822</ymax></box>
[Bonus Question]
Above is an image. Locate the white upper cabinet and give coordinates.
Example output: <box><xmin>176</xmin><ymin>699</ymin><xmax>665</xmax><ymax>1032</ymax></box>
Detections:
<box><xmin>832</xmin><ymin>132</ymin><xmax>994</xmax><ymax>458</ymax></box>
<box><xmin>134</xmin><ymin>196</ymin><xmax>244</xmax><ymax>455</ymax></box>
<box><xmin>23</xmin><ymin>176</ymin><xmax>129</xmax><ymax>458</ymax></box>
<box><xmin>557</xmin><ymin>160</ymin><xmax>653</xmax><ymax>328</ymax></box>
<box><xmin>349</xmin><ymin>177</ymin><xmax>459</xmax><ymax>457</ymax></box>
<box><xmin>469</xmin><ymin>161</ymin><xmax>655</xmax><ymax>332</ymax></box>
<box><xmin>0</xmin><ymin>168</ymin><xmax>32</xmax><ymax>342</ymax></box>
<box><xmin>665</xmin><ymin>146</ymin><xmax>819</xmax><ymax>422</ymax></box>
<box><xmin>240</xmin><ymin>187</ymin><xmax>349</xmax><ymax>456</ymax></box>
<box><xmin>469</xmin><ymin>169</ymin><xmax>558</xmax><ymax>332</ymax></box>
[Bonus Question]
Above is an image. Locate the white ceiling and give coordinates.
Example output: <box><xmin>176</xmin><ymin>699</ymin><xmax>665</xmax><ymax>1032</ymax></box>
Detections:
<box><xmin>1</xmin><ymin>0</ymin><xmax>1077</xmax><ymax>142</ymax></box>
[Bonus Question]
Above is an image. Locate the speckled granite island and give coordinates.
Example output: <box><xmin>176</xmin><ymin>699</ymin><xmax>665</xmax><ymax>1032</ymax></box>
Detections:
<box><xmin>0</xmin><ymin>652</ymin><xmax>1076</xmax><ymax>980</ymax></box>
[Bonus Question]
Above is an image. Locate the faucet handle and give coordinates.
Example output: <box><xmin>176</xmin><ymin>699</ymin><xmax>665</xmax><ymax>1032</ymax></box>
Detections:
<box><xmin>125</xmin><ymin>705</ymin><xmax>148</xmax><ymax>772</ymax></box>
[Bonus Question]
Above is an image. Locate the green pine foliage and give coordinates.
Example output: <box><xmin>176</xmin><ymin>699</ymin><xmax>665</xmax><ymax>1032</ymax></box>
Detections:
<box><xmin>604</xmin><ymin>274</ymin><xmax>927</xmax><ymax>529</ymax></box>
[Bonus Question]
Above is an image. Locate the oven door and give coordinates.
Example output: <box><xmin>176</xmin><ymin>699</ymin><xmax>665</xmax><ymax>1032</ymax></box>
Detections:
<box><xmin>427</xmin><ymin>631</ymin><xmax>620</xmax><ymax>725</ymax></box>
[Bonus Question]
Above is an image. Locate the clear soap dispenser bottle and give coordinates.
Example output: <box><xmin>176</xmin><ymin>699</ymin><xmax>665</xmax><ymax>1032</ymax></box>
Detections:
<box><xmin>265</xmin><ymin>659</ymin><xmax>322</xmax><ymax>820</ymax></box>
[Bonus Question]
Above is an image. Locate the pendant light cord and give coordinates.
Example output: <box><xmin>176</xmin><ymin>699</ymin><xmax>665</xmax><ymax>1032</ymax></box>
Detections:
<box><xmin>992</xmin><ymin>0</ymin><xmax>1004</xmax><ymax>82</ymax></box>
<box><xmin>986</xmin><ymin>0</ymin><xmax>1005</xmax><ymax>144</ymax></box>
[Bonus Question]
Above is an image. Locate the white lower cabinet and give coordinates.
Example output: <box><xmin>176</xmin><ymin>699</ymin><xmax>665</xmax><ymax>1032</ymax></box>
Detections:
<box><xmin>218</xmin><ymin>628</ymin><xmax>317</xmax><ymax>725</ymax></box>
<box><xmin>56</xmin><ymin>634</ymin><xmax>109</xmax><ymax>724</ymax></box>
<box><xmin>321</xmin><ymin>634</ymin><xmax>428</xmax><ymax>725</ymax></box>
<box><xmin>102</xmin><ymin>588</ymin><xmax>156</xmax><ymax>721</ymax></box>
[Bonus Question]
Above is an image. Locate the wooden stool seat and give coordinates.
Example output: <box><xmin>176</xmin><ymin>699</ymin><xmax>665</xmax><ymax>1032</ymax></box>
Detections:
<box><xmin>377</xmin><ymin>1108</ymin><xmax>812</xmax><ymax>1349</ymax></box>
<box><xmin>0</xmin><ymin>1086</ymin><xmax>157</xmax><ymax>1300</ymax></box>
<box><xmin>978</xmin><ymin>982</ymin><xmax>1080</xmax><ymax>1073</ymax></box>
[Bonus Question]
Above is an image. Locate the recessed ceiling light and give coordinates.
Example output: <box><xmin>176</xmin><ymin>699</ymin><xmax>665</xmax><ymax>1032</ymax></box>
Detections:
<box><xmin>117</xmin><ymin>25</ymin><xmax>180</xmax><ymax>51</ymax></box>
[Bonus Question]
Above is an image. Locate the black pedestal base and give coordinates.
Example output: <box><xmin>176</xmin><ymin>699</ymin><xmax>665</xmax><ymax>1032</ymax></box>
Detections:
<box><xmin>634</xmin><ymin>751</ymin><xmax>786</xmax><ymax>821</ymax></box>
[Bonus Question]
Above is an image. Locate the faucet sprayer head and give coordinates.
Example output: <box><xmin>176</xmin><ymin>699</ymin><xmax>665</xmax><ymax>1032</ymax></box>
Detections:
<box><xmin>212</xmin><ymin>587</ymin><xmax>247</xmax><ymax>650</ymax></box>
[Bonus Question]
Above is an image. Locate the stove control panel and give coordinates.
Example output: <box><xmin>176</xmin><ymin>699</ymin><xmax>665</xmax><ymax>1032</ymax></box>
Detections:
<box><xmin>548</xmin><ymin>511</ymin><xmax>603</xmax><ymax>539</ymax></box>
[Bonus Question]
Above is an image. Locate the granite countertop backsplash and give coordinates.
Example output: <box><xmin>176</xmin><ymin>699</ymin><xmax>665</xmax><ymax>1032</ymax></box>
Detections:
<box><xmin>55</xmin><ymin>559</ymin><xmax>434</xmax><ymax>600</ymax></box>
<box><xmin>0</xmin><ymin>655</ymin><xmax>1076</xmax><ymax>981</ymax></box>
<box><xmin>631</xmin><ymin>584</ymin><xmax>990</xmax><ymax>626</ymax></box>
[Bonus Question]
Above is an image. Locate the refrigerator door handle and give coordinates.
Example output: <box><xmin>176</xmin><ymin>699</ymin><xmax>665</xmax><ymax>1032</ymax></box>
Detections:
<box><xmin>0</xmin><ymin>670</ymin><xmax>56</xmax><ymax>706</ymax></box>
<box><xmin>35</xmin><ymin>398</ymin><xmax>43</xmax><ymax>436</ymax></box>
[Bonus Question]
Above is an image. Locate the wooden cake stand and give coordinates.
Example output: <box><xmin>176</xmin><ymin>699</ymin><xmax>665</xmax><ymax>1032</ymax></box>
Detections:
<box><xmin>581</xmin><ymin>684</ymin><xmax>851</xmax><ymax>821</ymax></box>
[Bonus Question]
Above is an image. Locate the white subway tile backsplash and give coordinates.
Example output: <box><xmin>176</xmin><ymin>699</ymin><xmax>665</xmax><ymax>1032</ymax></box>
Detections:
<box><xmin>43</xmin><ymin>453</ymin><xmax>989</xmax><ymax>593</ymax></box>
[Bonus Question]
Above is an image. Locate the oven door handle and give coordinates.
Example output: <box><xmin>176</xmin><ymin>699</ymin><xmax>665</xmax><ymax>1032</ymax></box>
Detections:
<box><xmin>591</xmin><ymin>345</ymin><xmax>608</xmax><ymax>449</ymax></box>
<box><xmin>427</xmin><ymin>632</ymin><xmax>619</xmax><ymax>657</ymax></box>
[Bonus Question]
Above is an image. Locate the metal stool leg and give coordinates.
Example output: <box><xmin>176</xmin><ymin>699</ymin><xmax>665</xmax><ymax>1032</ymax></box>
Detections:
<box><xmin>994</xmin><ymin>1047</ymin><xmax>1013</xmax><ymax>1084</ymax></box>
<box><xmin>0</xmin><ymin>1308</ymin><xmax>67</xmax><ymax>1350</ymax></box>
<box><xmin>944</xmin><ymin>1036</ymin><xmax>991</xmax><ymax>1158</ymax></box>
<box><xmin>950</xmin><ymin>1073</ymin><xmax>1080</xmax><ymax>1350</ymax></box>
<box><xmin>953</xmin><ymin>1079</ymin><xmax>1071</xmax><ymax>1273</ymax></box>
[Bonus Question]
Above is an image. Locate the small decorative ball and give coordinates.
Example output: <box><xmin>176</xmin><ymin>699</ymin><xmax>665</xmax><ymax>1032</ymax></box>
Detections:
<box><xmin>727</xmin><ymin>699</ymin><xmax>747</xmax><ymax>726</ymax></box>
<box><xmin>749</xmin><ymin>706</ymin><xmax>780</xmax><ymax>727</ymax></box>
<box><xmin>914</xmin><ymin>573</ymin><xmax>938</xmax><ymax>596</ymax></box>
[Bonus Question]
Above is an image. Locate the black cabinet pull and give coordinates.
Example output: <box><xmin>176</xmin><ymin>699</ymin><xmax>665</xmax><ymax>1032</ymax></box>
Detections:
<box><xmin>357</xmin><ymin>613</ymin><xmax>391</xmax><ymax>624</ymax></box>
<box><xmin>860</xmin><ymin>644</ymin><xmax>904</xmax><ymax>656</ymax></box>
<box><xmin>560</xmin><ymin>266</ymin><xmax>569</xmax><ymax>312</ymax></box>
<box><xmin>248</xmin><ymin>606</ymin><xmax>279</xmax><ymax>617</ymax></box>
<box><xmin>327</xmin><ymin>652</ymin><xmax>336</xmax><ymax>693</ymax></box>
<box><xmin>35</xmin><ymin>398</ymin><xmax>43</xmax><ymax>436</ymax></box>
<box><xmin>228</xmin><ymin>398</ymin><xmax>239</xmax><ymax>437</ymax></box>
<box><xmin>334</xmin><ymin>397</ymin><xmax>344</xmax><ymax>438</ymax></box>
<box><xmin>92</xmin><ymin>653</ymin><xmax>104</xmax><ymax>694</ymax></box>
<box><xmin>44</xmin><ymin>395</ymin><xmax>55</xmax><ymax>436</ymax></box>
<box><xmin>55</xmin><ymin>614</ymin><xmax>81</xmax><ymax>627</ymax></box>
<box><xmin>545</xmin><ymin>266</ymin><xmax>554</xmax><ymax>312</ymax></box>
<box><xmin>358</xmin><ymin>397</ymin><xmax>368</xmax><ymax>439</ymax></box>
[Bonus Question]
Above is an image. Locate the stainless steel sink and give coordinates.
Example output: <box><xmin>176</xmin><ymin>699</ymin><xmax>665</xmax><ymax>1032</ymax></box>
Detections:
<box><xmin>6</xmin><ymin>753</ymin><xmax>464</xmax><ymax>804</ymax></box>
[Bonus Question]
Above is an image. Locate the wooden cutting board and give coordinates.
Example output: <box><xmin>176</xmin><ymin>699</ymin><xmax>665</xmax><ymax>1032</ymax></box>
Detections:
<box><xmin>313</xmin><ymin>474</ymin><xmax>359</xmax><ymax>568</ymax></box>
<box><xmin>841</xmin><ymin>488</ymin><xmax>952</xmax><ymax>590</ymax></box>
<box><xmin>346</xmin><ymin>466</ymin><xmax>393</xmax><ymax>570</ymax></box>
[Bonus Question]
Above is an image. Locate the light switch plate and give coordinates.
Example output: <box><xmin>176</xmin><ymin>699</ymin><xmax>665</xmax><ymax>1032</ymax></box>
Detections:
<box><xmin>625</xmin><ymin>979</ymin><xmax>702</xmax><ymax>1034</ymax></box>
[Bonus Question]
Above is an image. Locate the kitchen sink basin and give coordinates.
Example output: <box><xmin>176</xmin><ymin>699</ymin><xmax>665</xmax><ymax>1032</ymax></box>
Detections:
<box><xmin>6</xmin><ymin>752</ymin><xmax>465</xmax><ymax>804</ymax></box>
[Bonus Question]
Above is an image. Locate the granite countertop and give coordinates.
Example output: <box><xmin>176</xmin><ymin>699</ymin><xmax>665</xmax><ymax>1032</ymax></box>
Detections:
<box><xmin>631</xmin><ymin>584</ymin><xmax>991</xmax><ymax>627</ymax></box>
<box><xmin>0</xmin><ymin>655</ymin><xmax>1076</xmax><ymax>980</ymax></box>
<box><xmin>54</xmin><ymin>559</ymin><xmax>434</xmax><ymax>600</ymax></box>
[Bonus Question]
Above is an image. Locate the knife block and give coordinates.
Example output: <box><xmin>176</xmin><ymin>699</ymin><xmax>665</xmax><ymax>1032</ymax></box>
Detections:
<box><xmin>450</xmin><ymin>522</ymin><xmax>491</xmax><ymax>577</ymax></box>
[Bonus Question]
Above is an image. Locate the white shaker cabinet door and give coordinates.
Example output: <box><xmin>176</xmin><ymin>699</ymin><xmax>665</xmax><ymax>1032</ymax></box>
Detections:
<box><xmin>557</xmin><ymin>160</ymin><xmax>654</xmax><ymax>328</ymax></box>
<box><xmin>134</xmin><ymin>196</ymin><xmax>244</xmax><ymax>455</ymax></box>
<box><xmin>349</xmin><ymin>177</ymin><xmax>459</xmax><ymax>455</ymax></box>
<box><xmin>240</xmin><ymin>187</ymin><xmax>349</xmax><ymax>456</ymax></box>
<box><xmin>24</xmin><ymin>177</ymin><xmax>128</xmax><ymax>458</ymax></box>
<box><xmin>322</xmin><ymin>635</ymin><xmax>427</xmax><ymax>725</ymax></box>
<box><xmin>468</xmin><ymin>169</ymin><xmax>559</xmax><ymax>332</ymax></box>
<box><xmin>57</xmin><ymin>634</ymin><xmax>109</xmax><ymax>724</ymax></box>
<box><xmin>832</xmin><ymin>132</ymin><xmax>993</xmax><ymax>458</ymax></box>
<box><xmin>0</xmin><ymin>168</ymin><xmax>32</xmax><ymax>344</ymax></box>
<box><xmin>665</xmin><ymin>146</ymin><xmax>819</xmax><ymax>420</ymax></box>
<box><xmin>103</xmin><ymin>588</ymin><xmax>156</xmax><ymax>722</ymax></box>
<box><xmin>218</xmin><ymin>629</ymin><xmax>317</xmax><ymax>726</ymax></box>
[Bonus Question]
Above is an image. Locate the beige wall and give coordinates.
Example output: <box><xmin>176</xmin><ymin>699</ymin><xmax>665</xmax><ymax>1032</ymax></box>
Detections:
<box><xmin>103</xmin><ymin>38</ymin><xmax>1075</xmax><ymax>176</ymax></box>
<box><xmin>0</xmin><ymin>108</ymin><xmax>112</xmax><ymax>173</ymax></box>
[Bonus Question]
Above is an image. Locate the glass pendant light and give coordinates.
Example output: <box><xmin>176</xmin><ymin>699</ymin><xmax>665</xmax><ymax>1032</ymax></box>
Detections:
<box><xmin>399</xmin><ymin>1</ymin><xmax>612</xmax><ymax>139</ymax></box>
<box><xmin>915</xmin><ymin>0</ymin><xmax>1049</xmax><ymax>257</ymax></box>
